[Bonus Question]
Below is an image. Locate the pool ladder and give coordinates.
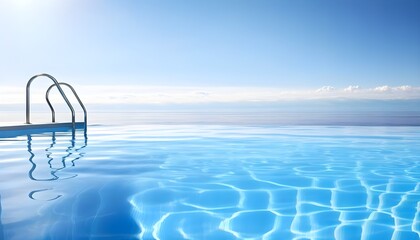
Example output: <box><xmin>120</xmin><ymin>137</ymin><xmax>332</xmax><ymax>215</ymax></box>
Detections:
<box><xmin>26</xmin><ymin>73</ymin><xmax>87</xmax><ymax>129</ymax></box>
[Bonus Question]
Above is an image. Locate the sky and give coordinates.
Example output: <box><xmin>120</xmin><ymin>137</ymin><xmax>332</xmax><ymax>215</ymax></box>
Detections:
<box><xmin>0</xmin><ymin>0</ymin><xmax>419</xmax><ymax>108</ymax></box>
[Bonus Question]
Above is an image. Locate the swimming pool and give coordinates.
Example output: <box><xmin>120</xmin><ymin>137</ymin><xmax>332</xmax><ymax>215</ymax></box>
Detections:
<box><xmin>0</xmin><ymin>124</ymin><xmax>419</xmax><ymax>239</ymax></box>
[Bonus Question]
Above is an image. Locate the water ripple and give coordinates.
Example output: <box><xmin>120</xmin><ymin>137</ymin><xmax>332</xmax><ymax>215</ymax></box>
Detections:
<box><xmin>1</xmin><ymin>125</ymin><xmax>419</xmax><ymax>239</ymax></box>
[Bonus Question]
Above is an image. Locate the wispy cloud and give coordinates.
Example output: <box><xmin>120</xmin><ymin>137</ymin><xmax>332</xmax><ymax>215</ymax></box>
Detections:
<box><xmin>316</xmin><ymin>86</ymin><xmax>335</xmax><ymax>92</ymax></box>
<box><xmin>374</xmin><ymin>85</ymin><xmax>392</xmax><ymax>92</ymax></box>
<box><xmin>395</xmin><ymin>85</ymin><xmax>413</xmax><ymax>91</ymax></box>
<box><xmin>344</xmin><ymin>85</ymin><xmax>361</xmax><ymax>92</ymax></box>
<box><xmin>1</xmin><ymin>85</ymin><xmax>420</xmax><ymax>105</ymax></box>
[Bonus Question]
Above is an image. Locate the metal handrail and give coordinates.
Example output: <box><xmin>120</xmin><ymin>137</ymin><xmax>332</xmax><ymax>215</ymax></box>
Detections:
<box><xmin>26</xmin><ymin>74</ymin><xmax>75</xmax><ymax>128</ymax></box>
<box><xmin>46</xmin><ymin>82</ymin><xmax>87</xmax><ymax>125</ymax></box>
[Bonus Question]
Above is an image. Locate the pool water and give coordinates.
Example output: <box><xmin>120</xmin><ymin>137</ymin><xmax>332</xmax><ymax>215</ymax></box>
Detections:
<box><xmin>0</xmin><ymin>125</ymin><xmax>419</xmax><ymax>239</ymax></box>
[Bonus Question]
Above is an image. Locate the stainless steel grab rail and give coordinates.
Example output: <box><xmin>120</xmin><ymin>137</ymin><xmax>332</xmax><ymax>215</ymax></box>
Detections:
<box><xmin>26</xmin><ymin>74</ymin><xmax>76</xmax><ymax>128</ymax></box>
<box><xmin>46</xmin><ymin>82</ymin><xmax>87</xmax><ymax>125</ymax></box>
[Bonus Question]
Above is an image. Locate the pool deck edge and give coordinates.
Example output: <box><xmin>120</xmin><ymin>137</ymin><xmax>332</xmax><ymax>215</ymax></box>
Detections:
<box><xmin>0</xmin><ymin>122</ymin><xmax>86</xmax><ymax>131</ymax></box>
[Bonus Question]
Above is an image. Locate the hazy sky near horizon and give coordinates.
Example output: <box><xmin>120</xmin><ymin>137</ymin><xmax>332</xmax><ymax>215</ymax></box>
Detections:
<box><xmin>0</xmin><ymin>0</ymin><xmax>419</xmax><ymax>106</ymax></box>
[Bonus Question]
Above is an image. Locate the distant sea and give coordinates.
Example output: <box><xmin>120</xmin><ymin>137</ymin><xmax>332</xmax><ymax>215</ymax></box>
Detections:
<box><xmin>1</xmin><ymin>108</ymin><xmax>420</xmax><ymax>126</ymax></box>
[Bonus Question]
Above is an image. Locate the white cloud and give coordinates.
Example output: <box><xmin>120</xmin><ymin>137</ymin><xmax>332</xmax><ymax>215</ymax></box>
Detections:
<box><xmin>344</xmin><ymin>85</ymin><xmax>361</xmax><ymax>92</ymax></box>
<box><xmin>374</xmin><ymin>85</ymin><xmax>392</xmax><ymax>92</ymax></box>
<box><xmin>316</xmin><ymin>86</ymin><xmax>335</xmax><ymax>92</ymax></box>
<box><xmin>194</xmin><ymin>91</ymin><xmax>210</xmax><ymax>97</ymax></box>
<box><xmin>395</xmin><ymin>85</ymin><xmax>412</xmax><ymax>91</ymax></box>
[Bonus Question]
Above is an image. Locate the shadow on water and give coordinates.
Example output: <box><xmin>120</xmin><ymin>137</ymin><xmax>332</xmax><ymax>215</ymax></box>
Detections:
<box><xmin>47</xmin><ymin>182</ymin><xmax>140</xmax><ymax>240</ymax></box>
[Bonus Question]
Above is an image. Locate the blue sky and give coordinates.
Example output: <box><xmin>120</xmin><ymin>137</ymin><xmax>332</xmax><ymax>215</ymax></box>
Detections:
<box><xmin>0</xmin><ymin>0</ymin><xmax>419</xmax><ymax>106</ymax></box>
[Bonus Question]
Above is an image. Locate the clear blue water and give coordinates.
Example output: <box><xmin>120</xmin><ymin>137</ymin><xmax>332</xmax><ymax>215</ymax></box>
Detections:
<box><xmin>0</xmin><ymin>125</ymin><xmax>419</xmax><ymax>239</ymax></box>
